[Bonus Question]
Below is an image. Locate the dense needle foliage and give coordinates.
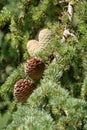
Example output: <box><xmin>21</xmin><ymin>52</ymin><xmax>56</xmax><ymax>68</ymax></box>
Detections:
<box><xmin>0</xmin><ymin>0</ymin><xmax>87</xmax><ymax>130</ymax></box>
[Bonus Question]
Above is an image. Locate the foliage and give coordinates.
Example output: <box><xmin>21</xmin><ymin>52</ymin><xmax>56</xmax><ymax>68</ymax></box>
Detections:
<box><xmin>0</xmin><ymin>0</ymin><xmax>87</xmax><ymax>130</ymax></box>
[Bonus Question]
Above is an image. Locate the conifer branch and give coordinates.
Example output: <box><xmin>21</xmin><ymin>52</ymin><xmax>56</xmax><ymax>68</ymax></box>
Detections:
<box><xmin>0</xmin><ymin>64</ymin><xmax>25</xmax><ymax>97</ymax></box>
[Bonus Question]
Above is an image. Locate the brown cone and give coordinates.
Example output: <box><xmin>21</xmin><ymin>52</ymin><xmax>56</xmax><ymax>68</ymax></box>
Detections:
<box><xmin>14</xmin><ymin>79</ymin><xmax>36</xmax><ymax>102</ymax></box>
<box><xmin>24</xmin><ymin>57</ymin><xmax>45</xmax><ymax>80</ymax></box>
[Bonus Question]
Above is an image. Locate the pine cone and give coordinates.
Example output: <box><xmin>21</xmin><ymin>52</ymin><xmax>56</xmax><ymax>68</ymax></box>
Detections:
<box><xmin>38</xmin><ymin>29</ymin><xmax>53</xmax><ymax>48</ymax></box>
<box><xmin>26</xmin><ymin>29</ymin><xmax>53</xmax><ymax>56</ymax></box>
<box><xmin>14</xmin><ymin>79</ymin><xmax>36</xmax><ymax>102</ymax></box>
<box><xmin>27</xmin><ymin>40</ymin><xmax>41</xmax><ymax>56</ymax></box>
<box><xmin>24</xmin><ymin>57</ymin><xmax>45</xmax><ymax>80</ymax></box>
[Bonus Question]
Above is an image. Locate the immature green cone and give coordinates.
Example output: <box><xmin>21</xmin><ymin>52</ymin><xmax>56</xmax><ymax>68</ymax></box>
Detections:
<box><xmin>24</xmin><ymin>57</ymin><xmax>45</xmax><ymax>80</ymax></box>
<box><xmin>27</xmin><ymin>40</ymin><xmax>41</xmax><ymax>56</ymax></box>
<box><xmin>14</xmin><ymin>79</ymin><xmax>36</xmax><ymax>102</ymax></box>
<box><xmin>26</xmin><ymin>29</ymin><xmax>53</xmax><ymax>56</ymax></box>
<box><xmin>38</xmin><ymin>28</ymin><xmax>53</xmax><ymax>48</ymax></box>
